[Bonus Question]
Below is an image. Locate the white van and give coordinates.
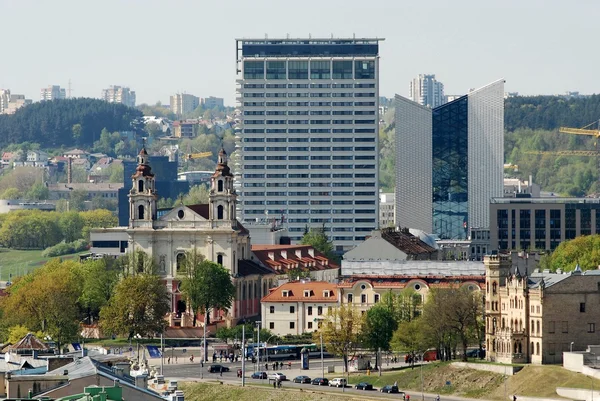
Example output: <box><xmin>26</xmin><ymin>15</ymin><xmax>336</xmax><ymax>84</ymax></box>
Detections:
<box><xmin>329</xmin><ymin>378</ymin><xmax>347</xmax><ymax>388</ymax></box>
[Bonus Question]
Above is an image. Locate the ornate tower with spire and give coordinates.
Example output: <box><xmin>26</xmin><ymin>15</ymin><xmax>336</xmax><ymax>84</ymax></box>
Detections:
<box><xmin>128</xmin><ymin>147</ymin><xmax>158</xmax><ymax>228</ymax></box>
<box><xmin>209</xmin><ymin>148</ymin><xmax>236</xmax><ymax>225</ymax></box>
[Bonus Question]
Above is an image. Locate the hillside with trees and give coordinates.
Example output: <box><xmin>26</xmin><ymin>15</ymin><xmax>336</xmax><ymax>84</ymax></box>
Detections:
<box><xmin>0</xmin><ymin>98</ymin><xmax>143</xmax><ymax>149</ymax></box>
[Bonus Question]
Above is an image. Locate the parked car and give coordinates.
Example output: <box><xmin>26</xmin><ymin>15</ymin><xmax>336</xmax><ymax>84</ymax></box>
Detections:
<box><xmin>293</xmin><ymin>375</ymin><xmax>311</xmax><ymax>384</ymax></box>
<box><xmin>251</xmin><ymin>371</ymin><xmax>267</xmax><ymax>379</ymax></box>
<box><xmin>311</xmin><ymin>377</ymin><xmax>329</xmax><ymax>386</ymax></box>
<box><xmin>208</xmin><ymin>364</ymin><xmax>229</xmax><ymax>373</ymax></box>
<box><xmin>355</xmin><ymin>382</ymin><xmax>373</xmax><ymax>390</ymax></box>
<box><xmin>380</xmin><ymin>385</ymin><xmax>400</xmax><ymax>393</ymax></box>
<box><xmin>329</xmin><ymin>378</ymin><xmax>347</xmax><ymax>388</ymax></box>
<box><xmin>269</xmin><ymin>372</ymin><xmax>287</xmax><ymax>381</ymax></box>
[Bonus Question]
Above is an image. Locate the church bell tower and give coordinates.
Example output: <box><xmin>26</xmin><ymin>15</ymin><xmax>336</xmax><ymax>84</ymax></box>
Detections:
<box><xmin>128</xmin><ymin>146</ymin><xmax>158</xmax><ymax>228</ymax></box>
<box><xmin>209</xmin><ymin>148</ymin><xmax>236</xmax><ymax>225</ymax></box>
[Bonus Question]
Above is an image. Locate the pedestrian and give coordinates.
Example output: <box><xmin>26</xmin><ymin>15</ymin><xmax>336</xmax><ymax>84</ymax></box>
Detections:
<box><xmin>277</xmin><ymin>379</ymin><xmax>282</xmax><ymax>388</ymax></box>
<box><xmin>167</xmin><ymin>357</ymin><xmax>171</xmax><ymax>364</ymax></box>
<box><xmin>273</xmin><ymin>379</ymin><xmax>277</xmax><ymax>389</ymax></box>
<box><xmin>220</xmin><ymin>366</ymin><xmax>223</xmax><ymax>377</ymax></box>
<box><xmin>265</xmin><ymin>363</ymin><xmax>268</xmax><ymax>371</ymax></box>
<box><xmin>513</xmin><ymin>396</ymin><xmax>517</xmax><ymax>401</ymax></box>
<box><xmin>201</xmin><ymin>360</ymin><xmax>204</xmax><ymax>368</ymax></box>
<box><xmin>288</xmin><ymin>361</ymin><xmax>291</xmax><ymax>370</ymax></box>
<box><xmin>406</xmin><ymin>395</ymin><xmax>410</xmax><ymax>401</ymax></box>
<box><xmin>190</xmin><ymin>354</ymin><xmax>194</xmax><ymax>363</ymax></box>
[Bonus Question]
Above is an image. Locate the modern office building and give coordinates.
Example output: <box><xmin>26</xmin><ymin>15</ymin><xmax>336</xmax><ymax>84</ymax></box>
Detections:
<box><xmin>379</xmin><ymin>192</ymin><xmax>395</xmax><ymax>228</ymax></box>
<box><xmin>395</xmin><ymin>79</ymin><xmax>505</xmax><ymax>240</ymax></box>
<box><xmin>170</xmin><ymin>93</ymin><xmax>200</xmax><ymax>116</ymax></box>
<box><xmin>101</xmin><ymin>85</ymin><xmax>136</xmax><ymax>107</ymax></box>
<box><xmin>490</xmin><ymin>197</ymin><xmax>600</xmax><ymax>252</ymax></box>
<box><xmin>235</xmin><ymin>37</ymin><xmax>383</xmax><ymax>251</ymax></box>
<box><xmin>409</xmin><ymin>74</ymin><xmax>446</xmax><ymax>108</ymax></box>
<box><xmin>40</xmin><ymin>85</ymin><xmax>66</xmax><ymax>101</ymax></box>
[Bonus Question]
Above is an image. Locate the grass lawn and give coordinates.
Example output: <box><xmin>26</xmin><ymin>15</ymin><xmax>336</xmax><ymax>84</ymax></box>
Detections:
<box><xmin>0</xmin><ymin>248</ymin><xmax>85</xmax><ymax>281</ymax></box>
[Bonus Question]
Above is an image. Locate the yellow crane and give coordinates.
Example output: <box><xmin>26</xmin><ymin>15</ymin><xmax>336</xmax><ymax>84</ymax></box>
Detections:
<box><xmin>525</xmin><ymin>121</ymin><xmax>600</xmax><ymax>158</ymax></box>
<box><xmin>185</xmin><ymin>151</ymin><xmax>212</xmax><ymax>160</ymax></box>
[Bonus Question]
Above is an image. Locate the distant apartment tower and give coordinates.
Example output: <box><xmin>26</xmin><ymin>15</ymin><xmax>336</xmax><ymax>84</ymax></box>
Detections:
<box><xmin>409</xmin><ymin>74</ymin><xmax>446</xmax><ymax>108</ymax></box>
<box><xmin>0</xmin><ymin>90</ymin><xmax>32</xmax><ymax>115</ymax></box>
<box><xmin>170</xmin><ymin>93</ymin><xmax>200</xmax><ymax>116</ymax></box>
<box><xmin>40</xmin><ymin>85</ymin><xmax>66</xmax><ymax>101</ymax></box>
<box><xmin>202</xmin><ymin>96</ymin><xmax>224</xmax><ymax>109</ymax></box>
<box><xmin>0</xmin><ymin>90</ymin><xmax>10</xmax><ymax>114</ymax></box>
<box><xmin>235</xmin><ymin>37</ymin><xmax>383</xmax><ymax>251</ymax></box>
<box><xmin>101</xmin><ymin>86</ymin><xmax>136</xmax><ymax>107</ymax></box>
<box><xmin>395</xmin><ymin>79</ymin><xmax>505</xmax><ymax>239</ymax></box>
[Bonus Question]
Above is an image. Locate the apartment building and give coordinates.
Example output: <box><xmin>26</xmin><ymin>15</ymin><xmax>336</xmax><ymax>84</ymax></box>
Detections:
<box><xmin>409</xmin><ymin>74</ymin><xmax>446</xmax><ymax>108</ymax></box>
<box><xmin>235</xmin><ymin>37</ymin><xmax>383</xmax><ymax>251</ymax></box>
<box><xmin>170</xmin><ymin>93</ymin><xmax>200</xmax><ymax>116</ymax></box>
<box><xmin>40</xmin><ymin>85</ymin><xmax>66</xmax><ymax>101</ymax></box>
<box><xmin>202</xmin><ymin>96</ymin><xmax>224</xmax><ymax>109</ymax></box>
<box><xmin>101</xmin><ymin>86</ymin><xmax>136</xmax><ymax>107</ymax></box>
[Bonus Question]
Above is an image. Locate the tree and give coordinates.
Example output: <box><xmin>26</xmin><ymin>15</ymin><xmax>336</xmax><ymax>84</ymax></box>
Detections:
<box><xmin>118</xmin><ymin>250</ymin><xmax>158</xmax><ymax>277</ymax></box>
<box><xmin>179</xmin><ymin>250</ymin><xmax>236</xmax><ymax>326</ymax></box>
<box><xmin>70</xmin><ymin>167</ymin><xmax>88</xmax><ymax>183</ymax></box>
<box><xmin>361</xmin><ymin>305</ymin><xmax>397</xmax><ymax>368</ymax></box>
<box><xmin>72</xmin><ymin>123</ymin><xmax>83</xmax><ymax>144</ymax></box>
<box><xmin>0</xmin><ymin>167</ymin><xmax>41</xmax><ymax>195</ymax></box>
<box><xmin>0</xmin><ymin>187</ymin><xmax>20</xmax><ymax>199</ymax></box>
<box><xmin>25</xmin><ymin>182</ymin><xmax>49</xmax><ymax>200</ymax></box>
<box><xmin>79</xmin><ymin>258</ymin><xmax>121</xmax><ymax>324</ymax></box>
<box><xmin>69</xmin><ymin>189</ymin><xmax>88</xmax><ymax>211</ymax></box>
<box><xmin>286</xmin><ymin>267</ymin><xmax>311</xmax><ymax>282</ymax></box>
<box><xmin>391</xmin><ymin>319</ymin><xmax>426</xmax><ymax>358</ymax></box>
<box><xmin>7</xmin><ymin>325</ymin><xmax>44</xmax><ymax>345</ymax></box>
<box><xmin>108</xmin><ymin>163</ymin><xmax>124</xmax><ymax>183</ymax></box>
<box><xmin>59</xmin><ymin>211</ymin><xmax>84</xmax><ymax>242</ymax></box>
<box><xmin>539</xmin><ymin>235</ymin><xmax>600</xmax><ymax>272</ymax></box>
<box><xmin>314</xmin><ymin>303</ymin><xmax>363</xmax><ymax>372</ymax></box>
<box><xmin>99</xmin><ymin>274</ymin><xmax>169</xmax><ymax>340</ymax></box>
<box><xmin>300</xmin><ymin>226</ymin><xmax>339</xmax><ymax>263</ymax></box>
<box><xmin>182</xmin><ymin>185</ymin><xmax>209</xmax><ymax>205</ymax></box>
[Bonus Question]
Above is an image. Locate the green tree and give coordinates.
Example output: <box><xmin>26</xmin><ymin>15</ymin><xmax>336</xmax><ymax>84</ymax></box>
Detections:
<box><xmin>314</xmin><ymin>303</ymin><xmax>362</xmax><ymax>373</ymax></box>
<box><xmin>361</xmin><ymin>305</ymin><xmax>398</xmax><ymax>368</ymax></box>
<box><xmin>180</xmin><ymin>250</ymin><xmax>236</xmax><ymax>326</ymax></box>
<box><xmin>25</xmin><ymin>182</ymin><xmax>49</xmax><ymax>200</ymax></box>
<box><xmin>0</xmin><ymin>187</ymin><xmax>20</xmax><ymax>199</ymax></box>
<box><xmin>300</xmin><ymin>226</ymin><xmax>339</xmax><ymax>263</ymax></box>
<box><xmin>286</xmin><ymin>267</ymin><xmax>311</xmax><ymax>282</ymax></box>
<box><xmin>391</xmin><ymin>319</ymin><xmax>426</xmax><ymax>356</ymax></box>
<box><xmin>540</xmin><ymin>235</ymin><xmax>600</xmax><ymax>272</ymax></box>
<box><xmin>118</xmin><ymin>250</ymin><xmax>158</xmax><ymax>277</ymax></box>
<box><xmin>72</xmin><ymin>123</ymin><xmax>83</xmax><ymax>144</ymax></box>
<box><xmin>7</xmin><ymin>325</ymin><xmax>44</xmax><ymax>345</ymax></box>
<box><xmin>59</xmin><ymin>211</ymin><xmax>85</xmax><ymax>242</ymax></box>
<box><xmin>79</xmin><ymin>258</ymin><xmax>121</xmax><ymax>324</ymax></box>
<box><xmin>182</xmin><ymin>185</ymin><xmax>209</xmax><ymax>205</ymax></box>
<box><xmin>108</xmin><ymin>163</ymin><xmax>124</xmax><ymax>183</ymax></box>
<box><xmin>99</xmin><ymin>274</ymin><xmax>169</xmax><ymax>340</ymax></box>
<box><xmin>69</xmin><ymin>189</ymin><xmax>88</xmax><ymax>211</ymax></box>
<box><xmin>71</xmin><ymin>167</ymin><xmax>88</xmax><ymax>183</ymax></box>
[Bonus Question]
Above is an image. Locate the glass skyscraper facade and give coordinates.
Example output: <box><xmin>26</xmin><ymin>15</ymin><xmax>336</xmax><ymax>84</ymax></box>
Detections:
<box><xmin>395</xmin><ymin>80</ymin><xmax>504</xmax><ymax>239</ymax></box>
<box><xmin>235</xmin><ymin>38</ymin><xmax>383</xmax><ymax>251</ymax></box>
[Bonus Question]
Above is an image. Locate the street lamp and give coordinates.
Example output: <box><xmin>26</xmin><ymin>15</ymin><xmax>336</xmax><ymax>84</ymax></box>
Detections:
<box><xmin>570</xmin><ymin>342</ymin><xmax>574</xmax><ymax>352</ymax></box>
<box><xmin>255</xmin><ymin>322</ymin><xmax>261</xmax><ymax>369</ymax></box>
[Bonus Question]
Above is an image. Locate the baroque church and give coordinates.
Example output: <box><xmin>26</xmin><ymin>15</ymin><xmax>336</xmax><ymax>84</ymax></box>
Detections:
<box><xmin>95</xmin><ymin>146</ymin><xmax>276</xmax><ymax>330</ymax></box>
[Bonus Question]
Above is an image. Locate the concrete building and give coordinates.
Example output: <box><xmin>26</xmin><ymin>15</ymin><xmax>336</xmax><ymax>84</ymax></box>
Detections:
<box><xmin>101</xmin><ymin>85</ymin><xmax>136</xmax><ymax>107</ymax></box>
<box><xmin>172</xmin><ymin>120</ymin><xmax>200</xmax><ymax>138</ymax></box>
<box><xmin>170</xmin><ymin>93</ymin><xmax>200</xmax><ymax>116</ymax></box>
<box><xmin>409</xmin><ymin>74</ymin><xmax>445</xmax><ymax>108</ymax></box>
<box><xmin>1</xmin><ymin>93</ymin><xmax>32</xmax><ymax>114</ymax></box>
<box><xmin>202</xmin><ymin>96</ymin><xmax>224</xmax><ymax>109</ymax></box>
<box><xmin>485</xmin><ymin>254</ymin><xmax>600</xmax><ymax>364</ymax></box>
<box><xmin>40</xmin><ymin>85</ymin><xmax>66</xmax><ymax>101</ymax></box>
<box><xmin>235</xmin><ymin>37</ymin><xmax>383</xmax><ymax>251</ymax></box>
<box><xmin>395</xmin><ymin>79</ymin><xmax>505</xmax><ymax>239</ymax></box>
<box><xmin>379</xmin><ymin>192</ymin><xmax>395</xmax><ymax>228</ymax></box>
<box><xmin>0</xmin><ymin>89</ymin><xmax>10</xmax><ymax>113</ymax></box>
<box><xmin>48</xmin><ymin>183</ymin><xmax>123</xmax><ymax>203</ymax></box>
<box><xmin>261</xmin><ymin>281</ymin><xmax>339</xmax><ymax>336</ymax></box>
<box><xmin>0</xmin><ymin>200</ymin><xmax>55</xmax><ymax>213</ymax></box>
<box><xmin>504</xmin><ymin>177</ymin><xmax>540</xmax><ymax>198</ymax></box>
<box><xmin>490</xmin><ymin>197</ymin><xmax>600</xmax><ymax>252</ymax></box>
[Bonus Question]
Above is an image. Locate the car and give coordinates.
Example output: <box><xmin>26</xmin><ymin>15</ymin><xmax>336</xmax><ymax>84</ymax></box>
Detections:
<box><xmin>465</xmin><ymin>349</ymin><xmax>480</xmax><ymax>358</ymax></box>
<box><xmin>355</xmin><ymin>382</ymin><xmax>373</xmax><ymax>390</ymax></box>
<box><xmin>208</xmin><ymin>364</ymin><xmax>229</xmax><ymax>373</ymax></box>
<box><xmin>251</xmin><ymin>371</ymin><xmax>267</xmax><ymax>379</ymax></box>
<box><xmin>293</xmin><ymin>375</ymin><xmax>312</xmax><ymax>384</ymax></box>
<box><xmin>311</xmin><ymin>377</ymin><xmax>329</xmax><ymax>386</ymax></box>
<box><xmin>329</xmin><ymin>378</ymin><xmax>347</xmax><ymax>388</ymax></box>
<box><xmin>380</xmin><ymin>385</ymin><xmax>400</xmax><ymax>393</ymax></box>
<box><xmin>269</xmin><ymin>372</ymin><xmax>287</xmax><ymax>381</ymax></box>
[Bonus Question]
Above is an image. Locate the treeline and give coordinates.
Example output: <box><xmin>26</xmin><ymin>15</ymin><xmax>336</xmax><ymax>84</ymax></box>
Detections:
<box><xmin>0</xmin><ymin>209</ymin><xmax>117</xmax><ymax>249</ymax></box>
<box><xmin>0</xmin><ymin>98</ymin><xmax>143</xmax><ymax>149</ymax></box>
<box><xmin>505</xmin><ymin>95</ymin><xmax>600</xmax><ymax>132</ymax></box>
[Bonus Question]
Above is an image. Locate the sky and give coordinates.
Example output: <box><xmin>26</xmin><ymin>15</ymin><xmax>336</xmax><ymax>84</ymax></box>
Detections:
<box><xmin>1</xmin><ymin>0</ymin><xmax>598</xmax><ymax>106</ymax></box>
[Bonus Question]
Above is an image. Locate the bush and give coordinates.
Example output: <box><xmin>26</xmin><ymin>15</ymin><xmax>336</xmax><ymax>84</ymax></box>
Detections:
<box><xmin>42</xmin><ymin>239</ymin><xmax>88</xmax><ymax>258</ymax></box>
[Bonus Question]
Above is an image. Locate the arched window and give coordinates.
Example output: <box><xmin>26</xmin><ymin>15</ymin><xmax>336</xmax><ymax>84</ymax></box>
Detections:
<box><xmin>514</xmin><ymin>342</ymin><xmax>518</xmax><ymax>353</ymax></box>
<box><xmin>217</xmin><ymin>205</ymin><xmax>224</xmax><ymax>220</ymax></box>
<box><xmin>518</xmin><ymin>342</ymin><xmax>522</xmax><ymax>354</ymax></box>
<box><xmin>263</xmin><ymin>282</ymin><xmax>267</xmax><ymax>297</ymax></box>
<box><xmin>492</xmin><ymin>281</ymin><xmax>497</xmax><ymax>294</ymax></box>
<box><xmin>138</xmin><ymin>180</ymin><xmax>144</xmax><ymax>192</ymax></box>
<box><xmin>536</xmin><ymin>342</ymin><xmax>540</xmax><ymax>355</ymax></box>
<box><xmin>176</xmin><ymin>253</ymin><xmax>186</xmax><ymax>272</ymax></box>
<box><xmin>217</xmin><ymin>254</ymin><xmax>223</xmax><ymax>266</ymax></box>
<box><xmin>531</xmin><ymin>342</ymin><xmax>534</xmax><ymax>354</ymax></box>
<box><xmin>486</xmin><ymin>282</ymin><xmax>489</xmax><ymax>293</ymax></box>
<box><xmin>138</xmin><ymin>205</ymin><xmax>145</xmax><ymax>219</ymax></box>
<box><xmin>253</xmin><ymin>282</ymin><xmax>257</xmax><ymax>300</ymax></box>
<box><xmin>501</xmin><ymin>318</ymin><xmax>505</xmax><ymax>329</ymax></box>
<box><xmin>531</xmin><ymin>320</ymin><xmax>534</xmax><ymax>333</ymax></box>
<box><xmin>536</xmin><ymin>320</ymin><xmax>540</xmax><ymax>334</ymax></box>
<box><xmin>218</xmin><ymin>180</ymin><xmax>223</xmax><ymax>192</ymax></box>
<box><xmin>348</xmin><ymin>293</ymin><xmax>353</xmax><ymax>303</ymax></box>
<box><xmin>242</xmin><ymin>283</ymin><xmax>246</xmax><ymax>300</ymax></box>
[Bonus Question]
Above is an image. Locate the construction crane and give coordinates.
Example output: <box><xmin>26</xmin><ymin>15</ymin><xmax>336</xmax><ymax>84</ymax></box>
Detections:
<box><xmin>525</xmin><ymin>150</ymin><xmax>598</xmax><ymax>157</ymax></box>
<box><xmin>185</xmin><ymin>151</ymin><xmax>212</xmax><ymax>160</ymax></box>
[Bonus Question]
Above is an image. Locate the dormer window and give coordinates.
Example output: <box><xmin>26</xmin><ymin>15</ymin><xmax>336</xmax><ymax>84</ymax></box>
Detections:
<box><xmin>323</xmin><ymin>290</ymin><xmax>331</xmax><ymax>298</ymax></box>
<box><xmin>304</xmin><ymin>290</ymin><xmax>310</xmax><ymax>298</ymax></box>
<box><xmin>282</xmin><ymin>290</ymin><xmax>289</xmax><ymax>297</ymax></box>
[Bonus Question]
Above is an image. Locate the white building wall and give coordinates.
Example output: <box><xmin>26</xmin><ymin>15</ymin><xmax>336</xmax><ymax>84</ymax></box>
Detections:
<box><xmin>467</xmin><ymin>79</ymin><xmax>505</xmax><ymax>231</ymax></box>
<box><xmin>394</xmin><ymin>95</ymin><xmax>432</xmax><ymax>233</ymax></box>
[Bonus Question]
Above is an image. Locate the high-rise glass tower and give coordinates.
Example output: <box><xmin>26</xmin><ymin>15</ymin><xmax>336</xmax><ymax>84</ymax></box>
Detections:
<box><xmin>235</xmin><ymin>38</ymin><xmax>383</xmax><ymax>251</ymax></box>
<box><xmin>409</xmin><ymin>74</ymin><xmax>446</xmax><ymax>108</ymax></box>
<box><xmin>395</xmin><ymin>79</ymin><xmax>504</xmax><ymax>239</ymax></box>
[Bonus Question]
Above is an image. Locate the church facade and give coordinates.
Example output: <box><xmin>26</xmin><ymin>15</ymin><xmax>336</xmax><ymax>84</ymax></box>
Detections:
<box><xmin>93</xmin><ymin>147</ymin><xmax>276</xmax><ymax>328</ymax></box>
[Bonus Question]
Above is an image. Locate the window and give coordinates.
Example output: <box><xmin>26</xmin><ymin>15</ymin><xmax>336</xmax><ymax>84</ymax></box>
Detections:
<box><xmin>266</xmin><ymin>60</ymin><xmax>286</xmax><ymax>79</ymax></box>
<box><xmin>310</xmin><ymin>60</ymin><xmax>330</xmax><ymax>79</ymax></box>
<box><xmin>355</xmin><ymin>60</ymin><xmax>375</xmax><ymax>79</ymax></box>
<box><xmin>548</xmin><ymin>321</ymin><xmax>555</xmax><ymax>333</ymax></box>
<box><xmin>332</xmin><ymin>60</ymin><xmax>353</xmax><ymax>79</ymax></box>
<box><xmin>244</xmin><ymin>60</ymin><xmax>264</xmax><ymax>79</ymax></box>
<box><xmin>138</xmin><ymin>205</ymin><xmax>144</xmax><ymax>220</ymax></box>
<box><xmin>374</xmin><ymin>294</ymin><xmax>380</xmax><ymax>303</ymax></box>
<box><xmin>290</xmin><ymin>306</ymin><xmax>295</xmax><ymax>313</ymax></box>
<box><xmin>176</xmin><ymin>253</ymin><xmax>185</xmax><ymax>272</ymax></box>
<box><xmin>282</xmin><ymin>290</ymin><xmax>289</xmax><ymax>297</ymax></box>
<box><xmin>317</xmin><ymin>306</ymin><xmax>323</xmax><ymax>315</ymax></box>
<box><xmin>308</xmin><ymin>306</ymin><xmax>313</xmax><ymax>315</ymax></box>
<box><xmin>347</xmin><ymin>294</ymin><xmax>353</xmax><ymax>303</ymax></box>
<box><xmin>304</xmin><ymin>290</ymin><xmax>310</xmax><ymax>297</ymax></box>
<box><xmin>290</xmin><ymin>322</ymin><xmax>295</xmax><ymax>329</ymax></box>
<box><xmin>217</xmin><ymin>205</ymin><xmax>224</xmax><ymax>220</ymax></box>
<box><xmin>270</xmin><ymin>306</ymin><xmax>275</xmax><ymax>314</ymax></box>
<box><xmin>138</xmin><ymin>180</ymin><xmax>144</xmax><ymax>192</ymax></box>
<box><xmin>562</xmin><ymin>321</ymin><xmax>569</xmax><ymax>333</ymax></box>
<box><xmin>307</xmin><ymin>322</ymin><xmax>313</xmax><ymax>329</ymax></box>
<box><xmin>361</xmin><ymin>294</ymin><xmax>367</xmax><ymax>304</ymax></box>
<box><xmin>580</xmin><ymin>302</ymin><xmax>586</xmax><ymax>313</ymax></box>
<box><xmin>217</xmin><ymin>254</ymin><xmax>223</xmax><ymax>266</ymax></box>
<box><xmin>269</xmin><ymin>322</ymin><xmax>275</xmax><ymax>329</ymax></box>
<box><xmin>323</xmin><ymin>290</ymin><xmax>330</xmax><ymax>298</ymax></box>
<box><xmin>589</xmin><ymin>323</ymin><xmax>596</xmax><ymax>333</ymax></box>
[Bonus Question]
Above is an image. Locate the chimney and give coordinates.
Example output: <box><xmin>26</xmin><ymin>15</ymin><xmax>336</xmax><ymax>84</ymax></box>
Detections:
<box><xmin>67</xmin><ymin>157</ymin><xmax>73</xmax><ymax>184</ymax></box>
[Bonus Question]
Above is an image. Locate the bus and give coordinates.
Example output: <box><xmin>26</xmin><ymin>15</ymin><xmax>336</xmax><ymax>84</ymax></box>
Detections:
<box><xmin>245</xmin><ymin>343</ymin><xmax>333</xmax><ymax>361</ymax></box>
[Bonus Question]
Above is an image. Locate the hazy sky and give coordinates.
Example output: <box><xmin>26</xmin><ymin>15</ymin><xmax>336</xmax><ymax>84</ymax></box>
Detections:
<box><xmin>1</xmin><ymin>0</ymin><xmax>597</xmax><ymax>105</ymax></box>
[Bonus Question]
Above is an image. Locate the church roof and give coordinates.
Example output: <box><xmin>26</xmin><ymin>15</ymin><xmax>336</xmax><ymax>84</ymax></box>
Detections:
<box><xmin>238</xmin><ymin>260</ymin><xmax>276</xmax><ymax>276</ymax></box>
<box><xmin>187</xmin><ymin>204</ymin><xmax>210</xmax><ymax>219</ymax></box>
<box><xmin>213</xmin><ymin>148</ymin><xmax>233</xmax><ymax>178</ymax></box>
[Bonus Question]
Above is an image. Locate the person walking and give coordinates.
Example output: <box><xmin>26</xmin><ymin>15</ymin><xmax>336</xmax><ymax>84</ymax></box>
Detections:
<box><xmin>220</xmin><ymin>366</ymin><xmax>223</xmax><ymax>377</ymax></box>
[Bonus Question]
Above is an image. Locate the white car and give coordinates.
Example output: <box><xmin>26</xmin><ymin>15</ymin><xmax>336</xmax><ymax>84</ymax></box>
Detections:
<box><xmin>270</xmin><ymin>372</ymin><xmax>287</xmax><ymax>381</ymax></box>
<box><xmin>329</xmin><ymin>378</ymin><xmax>347</xmax><ymax>388</ymax></box>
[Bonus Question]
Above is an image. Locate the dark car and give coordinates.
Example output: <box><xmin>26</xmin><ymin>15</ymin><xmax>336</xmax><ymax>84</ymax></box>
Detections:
<box><xmin>355</xmin><ymin>382</ymin><xmax>373</xmax><ymax>390</ymax></box>
<box><xmin>380</xmin><ymin>385</ymin><xmax>400</xmax><ymax>393</ymax></box>
<box><xmin>293</xmin><ymin>375</ymin><xmax>311</xmax><ymax>384</ymax></box>
<box><xmin>251</xmin><ymin>371</ymin><xmax>267</xmax><ymax>379</ymax></box>
<box><xmin>208</xmin><ymin>364</ymin><xmax>229</xmax><ymax>373</ymax></box>
<box><xmin>311</xmin><ymin>377</ymin><xmax>329</xmax><ymax>386</ymax></box>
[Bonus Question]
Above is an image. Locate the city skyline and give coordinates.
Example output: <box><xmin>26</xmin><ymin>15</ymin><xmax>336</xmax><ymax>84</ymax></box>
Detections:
<box><xmin>1</xmin><ymin>0</ymin><xmax>598</xmax><ymax>105</ymax></box>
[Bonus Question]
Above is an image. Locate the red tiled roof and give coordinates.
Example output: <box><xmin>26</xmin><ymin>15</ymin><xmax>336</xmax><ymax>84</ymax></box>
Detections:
<box><xmin>261</xmin><ymin>281</ymin><xmax>339</xmax><ymax>303</ymax></box>
<box><xmin>8</xmin><ymin>333</ymin><xmax>49</xmax><ymax>351</ymax></box>
<box><xmin>251</xmin><ymin>244</ymin><xmax>339</xmax><ymax>274</ymax></box>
